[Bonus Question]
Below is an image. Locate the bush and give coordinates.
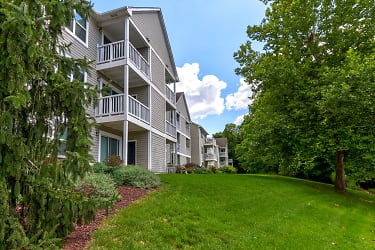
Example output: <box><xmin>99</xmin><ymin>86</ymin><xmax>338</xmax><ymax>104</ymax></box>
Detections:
<box><xmin>184</xmin><ymin>162</ymin><xmax>200</xmax><ymax>174</ymax></box>
<box><xmin>218</xmin><ymin>165</ymin><xmax>238</xmax><ymax>174</ymax></box>
<box><xmin>208</xmin><ymin>167</ymin><xmax>218</xmax><ymax>174</ymax></box>
<box><xmin>76</xmin><ymin>173</ymin><xmax>121</xmax><ymax>212</ymax></box>
<box><xmin>193</xmin><ymin>167</ymin><xmax>210</xmax><ymax>174</ymax></box>
<box><xmin>92</xmin><ymin>162</ymin><xmax>119</xmax><ymax>175</ymax></box>
<box><xmin>105</xmin><ymin>155</ymin><xmax>122</xmax><ymax>167</ymax></box>
<box><xmin>175</xmin><ymin>165</ymin><xmax>186</xmax><ymax>174</ymax></box>
<box><xmin>112</xmin><ymin>165</ymin><xmax>161</xmax><ymax>189</ymax></box>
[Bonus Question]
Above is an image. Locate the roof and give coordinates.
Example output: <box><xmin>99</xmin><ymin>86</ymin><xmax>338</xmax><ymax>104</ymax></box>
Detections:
<box><xmin>176</xmin><ymin>92</ymin><xmax>191</xmax><ymax>121</ymax></box>
<box><xmin>215</xmin><ymin>138</ymin><xmax>228</xmax><ymax>147</ymax></box>
<box><xmin>192</xmin><ymin>122</ymin><xmax>209</xmax><ymax>136</ymax></box>
<box><xmin>91</xmin><ymin>6</ymin><xmax>179</xmax><ymax>81</ymax></box>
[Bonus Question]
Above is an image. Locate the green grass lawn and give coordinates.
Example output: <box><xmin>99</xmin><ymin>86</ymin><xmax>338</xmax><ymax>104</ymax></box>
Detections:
<box><xmin>88</xmin><ymin>174</ymin><xmax>375</xmax><ymax>250</ymax></box>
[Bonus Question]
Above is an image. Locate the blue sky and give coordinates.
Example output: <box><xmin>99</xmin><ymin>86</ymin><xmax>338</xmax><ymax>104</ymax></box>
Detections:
<box><xmin>91</xmin><ymin>0</ymin><xmax>266</xmax><ymax>135</ymax></box>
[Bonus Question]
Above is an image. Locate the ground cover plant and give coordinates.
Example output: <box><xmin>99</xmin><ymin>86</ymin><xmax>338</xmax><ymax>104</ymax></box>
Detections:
<box><xmin>89</xmin><ymin>174</ymin><xmax>375</xmax><ymax>249</ymax></box>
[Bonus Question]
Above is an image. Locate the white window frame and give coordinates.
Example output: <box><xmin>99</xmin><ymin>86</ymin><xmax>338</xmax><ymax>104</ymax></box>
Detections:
<box><xmin>98</xmin><ymin>131</ymin><xmax>122</xmax><ymax>163</ymax></box>
<box><xmin>65</xmin><ymin>10</ymin><xmax>89</xmax><ymax>47</ymax></box>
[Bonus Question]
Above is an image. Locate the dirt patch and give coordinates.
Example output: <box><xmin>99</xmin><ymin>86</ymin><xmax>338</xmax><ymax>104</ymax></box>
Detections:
<box><xmin>63</xmin><ymin>185</ymin><xmax>154</xmax><ymax>250</ymax></box>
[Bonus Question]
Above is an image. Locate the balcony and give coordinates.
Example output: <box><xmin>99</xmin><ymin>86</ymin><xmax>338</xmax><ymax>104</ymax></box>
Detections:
<box><xmin>205</xmin><ymin>138</ymin><xmax>215</xmax><ymax>145</ymax></box>
<box><xmin>165</xmin><ymin>86</ymin><xmax>175</xmax><ymax>104</ymax></box>
<box><xmin>166</xmin><ymin>120</ymin><xmax>177</xmax><ymax>138</ymax></box>
<box><xmin>97</xmin><ymin>41</ymin><xmax>150</xmax><ymax>79</ymax></box>
<box><xmin>204</xmin><ymin>153</ymin><xmax>217</xmax><ymax>161</ymax></box>
<box><xmin>128</xmin><ymin>95</ymin><xmax>150</xmax><ymax>124</ymax></box>
<box><xmin>96</xmin><ymin>94</ymin><xmax>150</xmax><ymax>124</ymax></box>
<box><xmin>96</xmin><ymin>94</ymin><xmax>124</xmax><ymax>116</ymax></box>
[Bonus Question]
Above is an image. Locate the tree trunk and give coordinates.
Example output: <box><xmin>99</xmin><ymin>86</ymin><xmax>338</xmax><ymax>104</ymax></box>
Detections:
<box><xmin>334</xmin><ymin>150</ymin><xmax>346</xmax><ymax>193</ymax></box>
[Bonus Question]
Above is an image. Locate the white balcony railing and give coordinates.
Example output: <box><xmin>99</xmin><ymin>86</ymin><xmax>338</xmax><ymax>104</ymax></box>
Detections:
<box><xmin>97</xmin><ymin>40</ymin><xmax>126</xmax><ymax>63</ymax></box>
<box><xmin>128</xmin><ymin>95</ymin><xmax>150</xmax><ymax>124</ymax></box>
<box><xmin>96</xmin><ymin>94</ymin><xmax>124</xmax><ymax>116</ymax></box>
<box><xmin>96</xmin><ymin>95</ymin><xmax>150</xmax><ymax>124</ymax></box>
<box><xmin>129</xmin><ymin>43</ymin><xmax>150</xmax><ymax>78</ymax></box>
<box><xmin>97</xmin><ymin>41</ymin><xmax>150</xmax><ymax>78</ymax></box>
<box><xmin>166</xmin><ymin>120</ymin><xmax>177</xmax><ymax>138</ymax></box>
<box><xmin>165</xmin><ymin>86</ymin><xmax>175</xmax><ymax>104</ymax></box>
<box><xmin>204</xmin><ymin>153</ymin><xmax>217</xmax><ymax>161</ymax></box>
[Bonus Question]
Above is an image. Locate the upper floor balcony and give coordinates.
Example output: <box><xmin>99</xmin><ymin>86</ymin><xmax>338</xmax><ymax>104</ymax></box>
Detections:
<box><xmin>165</xmin><ymin>85</ymin><xmax>175</xmax><ymax>105</ymax></box>
<box><xmin>166</xmin><ymin>120</ymin><xmax>177</xmax><ymax>138</ymax></box>
<box><xmin>97</xmin><ymin>41</ymin><xmax>150</xmax><ymax>79</ymax></box>
<box><xmin>96</xmin><ymin>94</ymin><xmax>150</xmax><ymax>124</ymax></box>
<box><xmin>204</xmin><ymin>153</ymin><xmax>217</xmax><ymax>161</ymax></box>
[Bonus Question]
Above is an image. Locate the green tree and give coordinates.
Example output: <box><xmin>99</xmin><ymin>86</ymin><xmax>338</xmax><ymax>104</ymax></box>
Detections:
<box><xmin>0</xmin><ymin>0</ymin><xmax>98</xmax><ymax>248</ymax></box>
<box><xmin>235</xmin><ymin>0</ymin><xmax>375</xmax><ymax>193</ymax></box>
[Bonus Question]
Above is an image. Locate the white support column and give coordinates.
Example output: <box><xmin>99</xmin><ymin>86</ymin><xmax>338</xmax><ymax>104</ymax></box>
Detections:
<box><xmin>123</xmin><ymin>16</ymin><xmax>130</xmax><ymax>165</ymax></box>
<box><xmin>123</xmin><ymin>120</ymin><xmax>128</xmax><ymax>165</ymax></box>
<box><xmin>148</xmin><ymin>130</ymin><xmax>152</xmax><ymax>171</ymax></box>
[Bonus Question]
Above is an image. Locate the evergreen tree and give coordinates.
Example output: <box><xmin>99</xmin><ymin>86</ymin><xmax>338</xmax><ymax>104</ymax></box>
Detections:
<box><xmin>0</xmin><ymin>0</ymin><xmax>99</xmax><ymax>248</ymax></box>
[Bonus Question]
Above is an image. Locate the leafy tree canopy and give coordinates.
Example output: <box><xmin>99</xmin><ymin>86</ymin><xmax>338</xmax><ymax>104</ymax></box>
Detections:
<box><xmin>235</xmin><ymin>0</ymin><xmax>375</xmax><ymax>193</ymax></box>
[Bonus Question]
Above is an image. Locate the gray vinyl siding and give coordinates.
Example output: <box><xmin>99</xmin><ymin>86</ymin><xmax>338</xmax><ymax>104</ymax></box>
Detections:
<box><xmin>61</xmin><ymin>17</ymin><xmax>101</xmax><ymax>161</ymax></box>
<box><xmin>190</xmin><ymin>124</ymin><xmax>204</xmax><ymax>165</ymax></box>
<box><xmin>151</xmin><ymin>133</ymin><xmax>166</xmax><ymax>173</ymax></box>
<box><xmin>128</xmin><ymin>131</ymin><xmax>148</xmax><ymax>169</ymax></box>
<box><xmin>151</xmin><ymin>51</ymin><xmax>165</xmax><ymax>92</ymax></box>
<box><xmin>177</xmin><ymin>101</ymin><xmax>189</xmax><ymax>121</ymax></box>
<box><xmin>91</xmin><ymin>128</ymin><xmax>99</xmax><ymax>162</ymax></box>
<box><xmin>151</xmin><ymin>88</ymin><xmax>165</xmax><ymax>132</ymax></box>
<box><xmin>131</xmin><ymin>12</ymin><xmax>174</xmax><ymax>76</ymax></box>
<box><xmin>129</xmin><ymin>86</ymin><xmax>149</xmax><ymax>106</ymax></box>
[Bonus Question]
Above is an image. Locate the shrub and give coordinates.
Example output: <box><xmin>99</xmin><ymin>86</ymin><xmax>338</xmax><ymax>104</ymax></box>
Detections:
<box><xmin>193</xmin><ymin>167</ymin><xmax>210</xmax><ymax>174</ymax></box>
<box><xmin>112</xmin><ymin>165</ymin><xmax>161</xmax><ymax>189</ymax></box>
<box><xmin>184</xmin><ymin>162</ymin><xmax>200</xmax><ymax>174</ymax></box>
<box><xmin>208</xmin><ymin>167</ymin><xmax>218</xmax><ymax>174</ymax></box>
<box><xmin>105</xmin><ymin>155</ymin><xmax>122</xmax><ymax>167</ymax></box>
<box><xmin>175</xmin><ymin>165</ymin><xmax>186</xmax><ymax>174</ymax></box>
<box><xmin>92</xmin><ymin>162</ymin><xmax>119</xmax><ymax>175</ymax></box>
<box><xmin>218</xmin><ymin>165</ymin><xmax>238</xmax><ymax>174</ymax></box>
<box><xmin>76</xmin><ymin>173</ymin><xmax>121</xmax><ymax>212</ymax></box>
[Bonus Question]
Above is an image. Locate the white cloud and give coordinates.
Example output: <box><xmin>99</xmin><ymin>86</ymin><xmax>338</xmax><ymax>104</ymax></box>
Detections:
<box><xmin>176</xmin><ymin>63</ymin><xmax>227</xmax><ymax>120</ymax></box>
<box><xmin>233</xmin><ymin>114</ymin><xmax>246</xmax><ymax>126</ymax></box>
<box><xmin>225</xmin><ymin>78</ymin><xmax>252</xmax><ymax>110</ymax></box>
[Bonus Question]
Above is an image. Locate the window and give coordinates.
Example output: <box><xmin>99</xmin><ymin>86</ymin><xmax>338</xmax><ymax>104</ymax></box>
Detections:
<box><xmin>58</xmin><ymin>127</ymin><xmax>68</xmax><ymax>157</ymax></box>
<box><xmin>66</xmin><ymin>10</ymin><xmax>88</xmax><ymax>45</ymax></box>
<box><xmin>69</xmin><ymin>67</ymin><xmax>87</xmax><ymax>83</ymax></box>
<box><xmin>186</xmin><ymin>138</ymin><xmax>191</xmax><ymax>149</ymax></box>
<box><xmin>100</xmin><ymin>135</ymin><xmax>121</xmax><ymax>163</ymax></box>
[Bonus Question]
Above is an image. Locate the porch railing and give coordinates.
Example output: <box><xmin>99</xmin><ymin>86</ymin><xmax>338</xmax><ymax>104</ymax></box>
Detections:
<box><xmin>96</xmin><ymin>95</ymin><xmax>150</xmax><ymax>124</ymax></box>
<box><xmin>129</xmin><ymin>43</ymin><xmax>150</xmax><ymax>78</ymax></box>
<box><xmin>97</xmin><ymin>41</ymin><xmax>150</xmax><ymax>78</ymax></box>
<box><xmin>96</xmin><ymin>94</ymin><xmax>124</xmax><ymax>116</ymax></box>
<box><xmin>165</xmin><ymin>86</ymin><xmax>175</xmax><ymax>104</ymax></box>
<box><xmin>128</xmin><ymin>95</ymin><xmax>150</xmax><ymax>124</ymax></box>
<box><xmin>97</xmin><ymin>40</ymin><xmax>126</xmax><ymax>63</ymax></box>
<box><xmin>165</xmin><ymin>120</ymin><xmax>177</xmax><ymax>138</ymax></box>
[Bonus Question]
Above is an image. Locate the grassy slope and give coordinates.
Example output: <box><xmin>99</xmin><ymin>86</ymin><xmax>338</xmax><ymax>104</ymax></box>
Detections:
<box><xmin>88</xmin><ymin>174</ymin><xmax>375</xmax><ymax>250</ymax></box>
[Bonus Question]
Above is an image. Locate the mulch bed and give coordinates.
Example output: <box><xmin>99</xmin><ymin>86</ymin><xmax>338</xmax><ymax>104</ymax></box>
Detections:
<box><xmin>63</xmin><ymin>185</ymin><xmax>154</xmax><ymax>250</ymax></box>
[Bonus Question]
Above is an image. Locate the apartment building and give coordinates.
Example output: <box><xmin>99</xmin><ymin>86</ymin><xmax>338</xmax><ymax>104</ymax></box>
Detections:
<box><xmin>61</xmin><ymin>6</ymin><xmax>179</xmax><ymax>173</ymax></box>
<box><xmin>169</xmin><ymin>92</ymin><xmax>192</xmax><ymax>166</ymax></box>
<box><xmin>190</xmin><ymin>123</ymin><xmax>229</xmax><ymax>168</ymax></box>
<box><xmin>190</xmin><ymin>123</ymin><xmax>208</xmax><ymax>166</ymax></box>
<box><xmin>215</xmin><ymin>138</ymin><xmax>229</xmax><ymax>167</ymax></box>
